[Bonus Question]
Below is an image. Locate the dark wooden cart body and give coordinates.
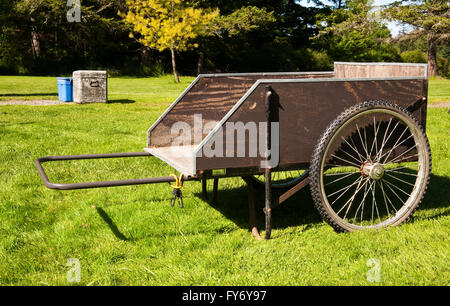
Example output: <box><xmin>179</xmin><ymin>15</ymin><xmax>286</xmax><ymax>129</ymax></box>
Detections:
<box><xmin>145</xmin><ymin>62</ymin><xmax>428</xmax><ymax>177</ymax></box>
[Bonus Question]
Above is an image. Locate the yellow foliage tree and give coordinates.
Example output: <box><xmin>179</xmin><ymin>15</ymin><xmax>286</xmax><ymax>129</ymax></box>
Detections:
<box><xmin>122</xmin><ymin>0</ymin><xmax>218</xmax><ymax>82</ymax></box>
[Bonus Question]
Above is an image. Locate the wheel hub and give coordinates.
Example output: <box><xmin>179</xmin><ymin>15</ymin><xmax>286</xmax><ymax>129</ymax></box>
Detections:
<box><xmin>361</xmin><ymin>162</ymin><xmax>384</xmax><ymax>180</ymax></box>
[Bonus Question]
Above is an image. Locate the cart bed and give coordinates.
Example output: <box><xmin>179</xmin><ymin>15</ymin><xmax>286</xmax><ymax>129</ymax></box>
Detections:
<box><xmin>146</xmin><ymin>62</ymin><xmax>428</xmax><ymax>176</ymax></box>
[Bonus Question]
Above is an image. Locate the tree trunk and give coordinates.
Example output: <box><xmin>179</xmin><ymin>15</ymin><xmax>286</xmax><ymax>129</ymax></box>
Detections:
<box><xmin>30</xmin><ymin>18</ymin><xmax>40</xmax><ymax>59</ymax></box>
<box><xmin>427</xmin><ymin>35</ymin><xmax>438</xmax><ymax>77</ymax></box>
<box><xmin>169</xmin><ymin>1</ymin><xmax>179</xmax><ymax>83</ymax></box>
<box><xmin>197</xmin><ymin>52</ymin><xmax>204</xmax><ymax>75</ymax></box>
<box><xmin>140</xmin><ymin>46</ymin><xmax>151</xmax><ymax>66</ymax></box>
<box><xmin>170</xmin><ymin>46</ymin><xmax>179</xmax><ymax>83</ymax></box>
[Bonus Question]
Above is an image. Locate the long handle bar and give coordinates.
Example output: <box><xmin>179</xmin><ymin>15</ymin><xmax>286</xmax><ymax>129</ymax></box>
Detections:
<box><xmin>34</xmin><ymin>152</ymin><xmax>194</xmax><ymax>190</ymax></box>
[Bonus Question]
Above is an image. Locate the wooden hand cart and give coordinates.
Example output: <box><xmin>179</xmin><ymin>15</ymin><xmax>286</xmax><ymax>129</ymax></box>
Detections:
<box><xmin>36</xmin><ymin>62</ymin><xmax>431</xmax><ymax>239</ymax></box>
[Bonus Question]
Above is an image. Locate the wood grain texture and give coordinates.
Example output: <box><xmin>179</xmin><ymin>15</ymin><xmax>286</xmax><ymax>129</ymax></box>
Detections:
<box><xmin>196</xmin><ymin>79</ymin><xmax>427</xmax><ymax>172</ymax></box>
<box><xmin>334</xmin><ymin>63</ymin><xmax>426</xmax><ymax>78</ymax></box>
<box><xmin>148</xmin><ymin>73</ymin><xmax>333</xmax><ymax>148</ymax></box>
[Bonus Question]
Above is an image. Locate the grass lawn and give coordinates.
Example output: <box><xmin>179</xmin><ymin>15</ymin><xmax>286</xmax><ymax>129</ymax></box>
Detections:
<box><xmin>428</xmin><ymin>78</ymin><xmax>450</xmax><ymax>104</ymax></box>
<box><xmin>1</xmin><ymin>75</ymin><xmax>449</xmax><ymax>104</ymax></box>
<box><xmin>0</xmin><ymin>75</ymin><xmax>448</xmax><ymax>285</ymax></box>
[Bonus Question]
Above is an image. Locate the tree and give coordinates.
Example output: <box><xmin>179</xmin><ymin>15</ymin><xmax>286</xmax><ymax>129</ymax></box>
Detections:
<box><xmin>314</xmin><ymin>0</ymin><xmax>400</xmax><ymax>62</ymax></box>
<box><xmin>121</xmin><ymin>0</ymin><xmax>218</xmax><ymax>82</ymax></box>
<box><xmin>206</xmin><ymin>6</ymin><xmax>275</xmax><ymax>38</ymax></box>
<box><xmin>191</xmin><ymin>0</ymin><xmax>324</xmax><ymax>73</ymax></box>
<box><xmin>1</xmin><ymin>0</ymin><xmax>134</xmax><ymax>75</ymax></box>
<box><xmin>191</xmin><ymin>6</ymin><xmax>275</xmax><ymax>73</ymax></box>
<box><xmin>384</xmin><ymin>0</ymin><xmax>450</xmax><ymax>77</ymax></box>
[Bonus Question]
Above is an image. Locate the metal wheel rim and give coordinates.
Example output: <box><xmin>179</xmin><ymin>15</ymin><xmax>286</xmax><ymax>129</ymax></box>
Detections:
<box><xmin>319</xmin><ymin>108</ymin><xmax>427</xmax><ymax>230</ymax></box>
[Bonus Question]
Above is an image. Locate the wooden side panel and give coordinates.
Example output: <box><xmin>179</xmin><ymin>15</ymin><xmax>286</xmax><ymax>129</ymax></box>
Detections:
<box><xmin>195</xmin><ymin>79</ymin><xmax>427</xmax><ymax>172</ymax></box>
<box><xmin>335</xmin><ymin>63</ymin><xmax>426</xmax><ymax>78</ymax></box>
<box><xmin>148</xmin><ymin>73</ymin><xmax>333</xmax><ymax>148</ymax></box>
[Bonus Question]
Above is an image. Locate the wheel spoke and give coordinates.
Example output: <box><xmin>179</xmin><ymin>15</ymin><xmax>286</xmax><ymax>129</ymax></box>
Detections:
<box><xmin>379</xmin><ymin>127</ymin><xmax>412</xmax><ymax>163</ymax></box>
<box><xmin>375</xmin><ymin>118</ymin><xmax>392</xmax><ymax>160</ymax></box>
<box><xmin>330</xmin><ymin>154</ymin><xmax>361</xmax><ymax>168</ymax></box>
<box><xmin>329</xmin><ymin>176</ymin><xmax>363</xmax><ymax>204</ymax></box>
<box><xmin>327</xmin><ymin>164</ymin><xmax>359</xmax><ymax>169</ymax></box>
<box><xmin>383</xmin><ymin>178</ymin><xmax>409</xmax><ymax>200</ymax></box>
<box><xmin>324</xmin><ymin>171</ymin><xmax>359</xmax><ymax>176</ymax></box>
<box><xmin>385</xmin><ymin>168</ymin><xmax>418</xmax><ymax>177</ymax></box>
<box><xmin>343</xmin><ymin>180</ymin><xmax>371</xmax><ymax>220</ymax></box>
<box><xmin>384</xmin><ymin>165</ymin><xmax>418</xmax><ymax>171</ymax></box>
<box><xmin>363</xmin><ymin>124</ymin><xmax>371</xmax><ymax>161</ymax></box>
<box><xmin>368</xmin><ymin>117</ymin><xmax>380</xmax><ymax>160</ymax></box>
<box><xmin>336</xmin><ymin>177</ymin><xmax>368</xmax><ymax>216</ymax></box>
<box><xmin>338</xmin><ymin>146</ymin><xmax>364</xmax><ymax>164</ymax></box>
<box><xmin>356</xmin><ymin>123</ymin><xmax>370</xmax><ymax>160</ymax></box>
<box><xmin>378</xmin><ymin>181</ymin><xmax>392</xmax><ymax>218</ymax></box>
<box><xmin>341</xmin><ymin>136</ymin><xmax>366</xmax><ymax>162</ymax></box>
<box><xmin>385</xmin><ymin>153</ymin><xmax>419</xmax><ymax>166</ymax></box>
<box><xmin>325</xmin><ymin>171</ymin><xmax>359</xmax><ymax>186</ymax></box>
<box><xmin>384</xmin><ymin>143</ymin><xmax>417</xmax><ymax>165</ymax></box>
<box><xmin>371</xmin><ymin>179</ymin><xmax>381</xmax><ymax>225</ymax></box>
<box><xmin>379</xmin><ymin>180</ymin><xmax>398</xmax><ymax>213</ymax></box>
<box><xmin>353</xmin><ymin>179</ymin><xmax>372</xmax><ymax>223</ymax></box>
<box><xmin>375</xmin><ymin>119</ymin><xmax>400</xmax><ymax>161</ymax></box>
<box><xmin>384</xmin><ymin>172</ymin><xmax>415</xmax><ymax>187</ymax></box>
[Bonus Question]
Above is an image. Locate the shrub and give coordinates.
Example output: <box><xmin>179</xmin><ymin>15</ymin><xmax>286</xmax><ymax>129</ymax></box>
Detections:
<box><xmin>400</xmin><ymin>50</ymin><xmax>427</xmax><ymax>64</ymax></box>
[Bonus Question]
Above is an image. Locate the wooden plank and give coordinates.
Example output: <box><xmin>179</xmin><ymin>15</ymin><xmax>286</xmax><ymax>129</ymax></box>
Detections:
<box><xmin>334</xmin><ymin>63</ymin><xmax>426</xmax><ymax>78</ymax></box>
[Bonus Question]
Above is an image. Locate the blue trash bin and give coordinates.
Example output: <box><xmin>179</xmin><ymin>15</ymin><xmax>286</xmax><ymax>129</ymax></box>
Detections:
<box><xmin>56</xmin><ymin>77</ymin><xmax>73</xmax><ymax>102</ymax></box>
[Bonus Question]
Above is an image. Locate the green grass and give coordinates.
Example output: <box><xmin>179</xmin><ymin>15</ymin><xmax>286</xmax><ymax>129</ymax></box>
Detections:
<box><xmin>0</xmin><ymin>75</ymin><xmax>194</xmax><ymax>103</ymax></box>
<box><xmin>1</xmin><ymin>75</ymin><xmax>449</xmax><ymax>104</ymax></box>
<box><xmin>0</xmin><ymin>75</ymin><xmax>448</xmax><ymax>285</ymax></box>
<box><xmin>428</xmin><ymin>78</ymin><xmax>450</xmax><ymax>104</ymax></box>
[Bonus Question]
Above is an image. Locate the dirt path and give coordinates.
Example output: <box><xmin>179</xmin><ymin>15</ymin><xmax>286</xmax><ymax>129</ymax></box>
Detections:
<box><xmin>0</xmin><ymin>100</ymin><xmax>74</xmax><ymax>106</ymax></box>
<box><xmin>428</xmin><ymin>102</ymin><xmax>450</xmax><ymax>108</ymax></box>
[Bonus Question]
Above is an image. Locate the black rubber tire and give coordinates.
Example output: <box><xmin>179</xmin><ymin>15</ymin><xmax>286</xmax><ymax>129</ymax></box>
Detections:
<box><xmin>309</xmin><ymin>101</ymin><xmax>431</xmax><ymax>232</ymax></box>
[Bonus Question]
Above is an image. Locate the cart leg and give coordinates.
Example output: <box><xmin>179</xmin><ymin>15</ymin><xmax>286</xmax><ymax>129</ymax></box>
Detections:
<box><xmin>264</xmin><ymin>168</ymin><xmax>272</xmax><ymax>239</ymax></box>
<box><xmin>263</xmin><ymin>85</ymin><xmax>273</xmax><ymax>239</ymax></box>
<box><xmin>202</xmin><ymin>179</ymin><xmax>208</xmax><ymax>200</ymax></box>
<box><xmin>212</xmin><ymin>178</ymin><xmax>219</xmax><ymax>203</ymax></box>
<box><xmin>242</xmin><ymin>177</ymin><xmax>262</xmax><ymax>240</ymax></box>
<box><xmin>248</xmin><ymin>181</ymin><xmax>263</xmax><ymax>240</ymax></box>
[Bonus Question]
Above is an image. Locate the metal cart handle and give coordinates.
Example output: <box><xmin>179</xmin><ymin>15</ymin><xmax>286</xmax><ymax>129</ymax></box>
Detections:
<box><xmin>34</xmin><ymin>152</ymin><xmax>190</xmax><ymax>190</ymax></box>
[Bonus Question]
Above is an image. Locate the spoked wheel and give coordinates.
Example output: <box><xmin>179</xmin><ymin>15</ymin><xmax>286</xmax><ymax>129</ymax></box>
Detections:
<box><xmin>310</xmin><ymin>101</ymin><xmax>431</xmax><ymax>232</ymax></box>
<box><xmin>252</xmin><ymin>169</ymin><xmax>309</xmax><ymax>189</ymax></box>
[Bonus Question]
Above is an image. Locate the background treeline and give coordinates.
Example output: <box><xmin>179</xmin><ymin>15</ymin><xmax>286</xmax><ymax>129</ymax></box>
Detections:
<box><xmin>0</xmin><ymin>0</ymin><xmax>448</xmax><ymax>77</ymax></box>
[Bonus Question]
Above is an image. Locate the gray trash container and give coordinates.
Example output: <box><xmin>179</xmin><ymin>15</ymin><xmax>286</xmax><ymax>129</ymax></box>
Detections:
<box><xmin>73</xmin><ymin>70</ymin><xmax>108</xmax><ymax>103</ymax></box>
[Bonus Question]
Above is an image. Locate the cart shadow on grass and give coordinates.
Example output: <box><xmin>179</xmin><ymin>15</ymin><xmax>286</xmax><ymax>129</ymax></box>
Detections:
<box><xmin>415</xmin><ymin>173</ymin><xmax>450</xmax><ymax>220</ymax></box>
<box><xmin>197</xmin><ymin>173</ymin><xmax>450</xmax><ymax>232</ymax></box>
<box><xmin>107</xmin><ymin>99</ymin><xmax>135</xmax><ymax>104</ymax></box>
<box><xmin>95</xmin><ymin>173</ymin><xmax>449</xmax><ymax>241</ymax></box>
<box><xmin>196</xmin><ymin>182</ymin><xmax>321</xmax><ymax>233</ymax></box>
